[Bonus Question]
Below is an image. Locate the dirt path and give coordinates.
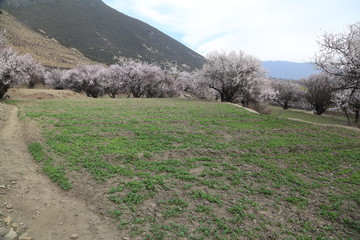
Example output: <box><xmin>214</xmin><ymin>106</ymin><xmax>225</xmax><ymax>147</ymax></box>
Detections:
<box><xmin>230</xmin><ymin>103</ymin><xmax>360</xmax><ymax>133</ymax></box>
<box><xmin>285</xmin><ymin>117</ymin><xmax>360</xmax><ymax>132</ymax></box>
<box><xmin>0</xmin><ymin>104</ymin><xmax>121</xmax><ymax>240</ymax></box>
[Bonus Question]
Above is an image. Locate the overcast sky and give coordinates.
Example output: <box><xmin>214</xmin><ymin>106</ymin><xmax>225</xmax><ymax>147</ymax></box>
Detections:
<box><xmin>102</xmin><ymin>0</ymin><xmax>359</xmax><ymax>62</ymax></box>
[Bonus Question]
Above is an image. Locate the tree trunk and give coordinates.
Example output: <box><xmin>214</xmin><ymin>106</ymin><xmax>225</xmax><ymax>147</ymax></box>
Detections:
<box><xmin>342</xmin><ymin>106</ymin><xmax>351</xmax><ymax>126</ymax></box>
<box><xmin>131</xmin><ymin>90</ymin><xmax>138</xmax><ymax>98</ymax></box>
<box><xmin>108</xmin><ymin>92</ymin><xmax>116</xmax><ymax>98</ymax></box>
<box><xmin>283</xmin><ymin>101</ymin><xmax>290</xmax><ymax>110</ymax></box>
<box><xmin>314</xmin><ymin>106</ymin><xmax>326</xmax><ymax>115</ymax></box>
<box><xmin>0</xmin><ymin>83</ymin><xmax>10</xmax><ymax>100</ymax></box>
<box><xmin>354</xmin><ymin>109</ymin><xmax>359</xmax><ymax>124</ymax></box>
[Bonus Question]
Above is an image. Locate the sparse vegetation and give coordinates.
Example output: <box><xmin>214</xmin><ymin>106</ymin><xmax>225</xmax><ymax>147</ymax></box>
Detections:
<box><xmin>0</xmin><ymin>10</ymin><xmax>96</xmax><ymax>68</ymax></box>
<box><xmin>16</xmin><ymin>97</ymin><xmax>359</xmax><ymax>239</ymax></box>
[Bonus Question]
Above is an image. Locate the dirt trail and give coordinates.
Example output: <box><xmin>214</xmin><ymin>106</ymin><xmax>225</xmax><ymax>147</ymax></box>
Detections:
<box><xmin>0</xmin><ymin>104</ymin><xmax>121</xmax><ymax>240</ymax></box>
<box><xmin>285</xmin><ymin>117</ymin><xmax>360</xmax><ymax>132</ymax></box>
<box><xmin>230</xmin><ymin>103</ymin><xmax>360</xmax><ymax>132</ymax></box>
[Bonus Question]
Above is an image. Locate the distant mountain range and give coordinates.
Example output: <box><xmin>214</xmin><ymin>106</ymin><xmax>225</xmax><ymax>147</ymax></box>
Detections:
<box><xmin>262</xmin><ymin>61</ymin><xmax>320</xmax><ymax>80</ymax></box>
<box><xmin>0</xmin><ymin>0</ymin><xmax>205</xmax><ymax>70</ymax></box>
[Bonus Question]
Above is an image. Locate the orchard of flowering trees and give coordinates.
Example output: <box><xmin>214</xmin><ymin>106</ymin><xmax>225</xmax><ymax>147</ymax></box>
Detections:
<box><xmin>43</xmin><ymin>50</ymin><xmax>272</xmax><ymax>104</ymax></box>
<box><xmin>51</xmin><ymin>62</ymin><xmax>176</xmax><ymax>99</ymax></box>
<box><xmin>3</xmin><ymin>20</ymin><xmax>360</xmax><ymax>127</ymax></box>
<box><xmin>0</xmin><ymin>28</ymin><xmax>279</xmax><ymax>107</ymax></box>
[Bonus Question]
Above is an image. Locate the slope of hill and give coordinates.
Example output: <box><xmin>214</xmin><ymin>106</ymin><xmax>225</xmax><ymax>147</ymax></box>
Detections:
<box><xmin>0</xmin><ymin>0</ymin><xmax>205</xmax><ymax>70</ymax></box>
<box><xmin>0</xmin><ymin>9</ymin><xmax>97</xmax><ymax>68</ymax></box>
<box><xmin>262</xmin><ymin>61</ymin><xmax>320</xmax><ymax>80</ymax></box>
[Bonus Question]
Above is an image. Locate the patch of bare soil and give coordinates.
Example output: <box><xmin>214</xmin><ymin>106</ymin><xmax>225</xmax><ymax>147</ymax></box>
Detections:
<box><xmin>227</xmin><ymin>102</ymin><xmax>259</xmax><ymax>114</ymax></box>
<box><xmin>0</xmin><ymin>104</ymin><xmax>122</xmax><ymax>240</ymax></box>
<box><xmin>6</xmin><ymin>88</ymin><xmax>86</xmax><ymax>100</ymax></box>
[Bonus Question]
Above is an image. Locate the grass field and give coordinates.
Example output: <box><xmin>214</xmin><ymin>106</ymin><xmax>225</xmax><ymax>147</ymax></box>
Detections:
<box><xmin>15</xmin><ymin>98</ymin><xmax>360</xmax><ymax>239</ymax></box>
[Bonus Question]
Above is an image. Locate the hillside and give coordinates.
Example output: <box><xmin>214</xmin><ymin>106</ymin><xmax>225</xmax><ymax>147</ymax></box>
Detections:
<box><xmin>262</xmin><ymin>61</ymin><xmax>320</xmax><ymax>80</ymax></box>
<box><xmin>0</xmin><ymin>0</ymin><xmax>205</xmax><ymax>70</ymax></box>
<box><xmin>0</xmin><ymin>10</ymin><xmax>97</xmax><ymax>68</ymax></box>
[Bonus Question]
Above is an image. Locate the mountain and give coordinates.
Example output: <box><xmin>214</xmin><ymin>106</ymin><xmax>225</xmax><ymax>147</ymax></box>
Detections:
<box><xmin>0</xmin><ymin>0</ymin><xmax>205</xmax><ymax>70</ymax></box>
<box><xmin>262</xmin><ymin>61</ymin><xmax>320</xmax><ymax>80</ymax></box>
<box><xmin>0</xmin><ymin>9</ymin><xmax>97</xmax><ymax>68</ymax></box>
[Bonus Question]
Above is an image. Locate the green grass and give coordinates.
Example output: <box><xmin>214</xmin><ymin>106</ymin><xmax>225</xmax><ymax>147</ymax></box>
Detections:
<box><xmin>269</xmin><ymin>105</ymin><xmax>351</xmax><ymax>126</ymax></box>
<box><xmin>16</xmin><ymin>98</ymin><xmax>360</xmax><ymax>239</ymax></box>
<box><xmin>28</xmin><ymin>142</ymin><xmax>72</xmax><ymax>190</ymax></box>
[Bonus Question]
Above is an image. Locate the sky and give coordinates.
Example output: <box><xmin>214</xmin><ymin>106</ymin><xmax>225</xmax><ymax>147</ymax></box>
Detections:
<box><xmin>102</xmin><ymin>0</ymin><xmax>360</xmax><ymax>62</ymax></box>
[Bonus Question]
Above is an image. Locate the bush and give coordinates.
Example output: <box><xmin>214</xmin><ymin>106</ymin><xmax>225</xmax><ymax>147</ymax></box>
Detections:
<box><xmin>249</xmin><ymin>103</ymin><xmax>272</xmax><ymax>115</ymax></box>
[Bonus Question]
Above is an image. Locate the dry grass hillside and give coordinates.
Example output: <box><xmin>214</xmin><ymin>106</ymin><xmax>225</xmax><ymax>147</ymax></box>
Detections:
<box><xmin>0</xmin><ymin>10</ymin><xmax>97</xmax><ymax>68</ymax></box>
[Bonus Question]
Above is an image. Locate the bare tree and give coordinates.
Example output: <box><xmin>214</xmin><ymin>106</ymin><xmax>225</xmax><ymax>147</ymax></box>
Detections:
<box><xmin>202</xmin><ymin>50</ymin><xmax>265</xmax><ymax>104</ymax></box>
<box><xmin>302</xmin><ymin>73</ymin><xmax>334</xmax><ymax>115</ymax></box>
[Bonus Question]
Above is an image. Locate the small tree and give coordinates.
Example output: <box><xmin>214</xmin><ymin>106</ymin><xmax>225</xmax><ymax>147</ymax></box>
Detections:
<box><xmin>122</xmin><ymin>61</ymin><xmax>164</xmax><ymax>98</ymax></box>
<box><xmin>145</xmin><ymin>72</ymin><xmax>180</xmax><ymax>98</ymax></box>
<box><xmin>62</xmin><ymin>68</ymin><xmax>83</xmax><ymax>93</ymax></box>
<box><xmin>1</xmin><ymin>31</ymin><xmax>46</xmax><ymax>98</ymax></box>
<box><xmin>334</xmin><ymin>89</ymin><xmax>360</xmax><ymax>125</ymax></box>
<box><xmin>18</xmin><ymin>53</ymin><xmax>45</xmax><ymax>88</ymax></box>
<box><xmin>45</xmin><ymin>68</ymin><xmax>65</xmax><ymax>89</ymax></box>
<box><xmin>104</xmin><ymin>64</ymin><xmax>126</xmax><ymax>98</ymax></box>
<box><xmin>178</xmin><ymin>70</ymin><xmax>215</xmax><ymax>100</ymax></box>
<box><xmin>202</xmin><ymin>50</ymin><xmax>265</xmax><ymax>104</ymax></box>
<box><xmin>0</xmin><ymin>48</ymin><xmax>14</xmax><ymax>99</ymax></box>
<box><xmin>77</xmin><ymin>65</ymin><xmax>106</xmax><ymax>98</ymax></box>
<box><xmin>271</xmin><ymin>80</ymin><xmax>304</xmax><ymax>109</ymax></box>
<box><xmin>122</xmin><ymin>61</ymin><xmax>146</xmax><ymax>98</ymax></box>
<box><xmin>1</xmin><ymin>38</ymin><xmax>34</xmax><ymax>99</ymax></box>
<box><xmin>142</xmin><ymin>64</ymin><xmax>165</xmax><ymax>98</ymax></box>
<box><xmin>302</xmin><ymin>73</ymin><xmax>334</xmax><ymax>115</ymax></box>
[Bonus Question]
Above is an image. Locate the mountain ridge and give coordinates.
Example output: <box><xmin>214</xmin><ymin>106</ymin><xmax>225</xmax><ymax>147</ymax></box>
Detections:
<box><xmin>0</xmin><ymin>0</ymin><xmax>205</xmax><ymax>70</ymax></box>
